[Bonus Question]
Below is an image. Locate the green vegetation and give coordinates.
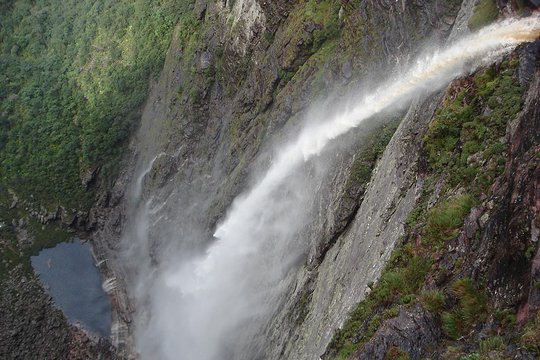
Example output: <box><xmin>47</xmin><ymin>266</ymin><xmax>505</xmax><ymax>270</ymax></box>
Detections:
<box><xmin>324</xmin><ymin>243</ymin><xmax>431</xmax><ymax>359</ymax></box>
<box><xmin>442</xmin><ymin>278</ymin><xmax>488</xmax><ymax>339</ymax></box>
<box><xmin>494</xmin><ymin>308</ymin><xmax>517</xmax><ymax>328</ymax></box>
<box><xmin>0</xmin><ymin>0</ymin><xmax>194</xmax><ymax>209</ymax></box>
<box><xmin>521</xmin><ymin>310</ymin><xmax>540</xmax><ymax>354</ymax></box>
<box><xmin>0</xmin><ymin>187</ymin><xmax>70</xmax><ymax>278</ymax></box>
<box><xmin>325</xmin><ymin>60</ymin><xmax>525</xmax><ymax>358</ymax></box>
<box><xmin>421</xmin><ymin>289</ymin><xmax>445</xmax><ymax>313</ymax></box>
<box><xmin>424</xmin><ymin>60</ymin><xmax>523</xmax><ymax>196</ymax></box>
<box><xmin>347</xmin><ymin>121</ymin><xmax>399</xmax><ymax>188</ymax></box>
<box><xmin>384</xmin><ymin>346</ymin><xmax>410</xmax><ymax>360</ymax></box>
<box><xmin>468</xmin><ymin>0</ymin><xmax>498</xmax><ymax>31</ymax></box>
<box><xmin>383</xmin><ymin>305</ymin><xmax>399</xmax><ymax>319</ymax></box>
<box><xmin>423</xmin><ymin>194</ymin><xmax>474</xmax><ymax>247</ymax></box>
<box><xmin>479</xmin><ymin>336</ymin><xmax>505</xmax><ymax>354</ymax></box>
<box><xmin>271</xmin><ymin>0</ymin><xmax>341</xmax><ymax>94</ymax></box>
<box><xmin>304</xmin><ymin>0</ymin><xmax>341</xmax><ymax>51</ymax></box>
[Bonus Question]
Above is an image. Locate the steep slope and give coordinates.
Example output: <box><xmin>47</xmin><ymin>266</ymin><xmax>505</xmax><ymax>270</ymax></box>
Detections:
<box><xmin>88</xmin><ymin>0</ymin><xmax>508</xmax><ymax>358</ymax></box>
<box><xmin>1</xmin><ymin>0</ymin><xmax>539</xmax><ymax>359</ymax></box>
<box><xmin>324</xmin><ymin>45</ymin><xmax>540</xmax><ymax>360</ymax></box>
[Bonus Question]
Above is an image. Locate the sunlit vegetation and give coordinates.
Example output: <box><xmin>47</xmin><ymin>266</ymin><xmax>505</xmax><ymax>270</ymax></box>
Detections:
<box><xmin>421</xmin><ymin>289</ymin><xmax>445</xmax><ymax>313</ymax></box>
<box><xmin>304</xmin><ymin>0</ymin><xmax>341</xmax><ymax>51</ymax></box>
<box><xmin>423</xmin><ymin>194</ymin><xmax>474</xmax><ymax>248</ymax></box>
<box><xmin>0</xmin><ymin>0</ymin><xmax>195</xmax><ymax>209</ymax></box>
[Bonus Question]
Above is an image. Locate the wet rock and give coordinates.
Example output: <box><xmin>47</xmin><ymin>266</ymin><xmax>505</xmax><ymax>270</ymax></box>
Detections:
<box><xmin>81</xmin><ymin>166</ymin><xmax>100</xmax><ymax>190</ymax></box>
<box><xmin>519</xmin><ymin>40</ymin><xmax>540</xmax><ymax>88</ymax></box>
<box><xmin>10</xmin><ymin>198</ymin><xmax>18</xmax><ymax>210</ymax></box>
<box><xmin>341</xmin><ymin>59</ymin><xmax>353</xmax><ymax>79</ymax></box>
<box><xmin>463</xmin><ymin>206</ymin><xmax>483</xmax><ymax>239</ymax></box>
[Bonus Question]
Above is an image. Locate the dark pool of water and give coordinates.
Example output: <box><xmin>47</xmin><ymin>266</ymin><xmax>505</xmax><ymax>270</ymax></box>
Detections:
<box><xmin>31</xmin><ymin>240</ymin><xmax>112</xmax><ymax>337</ymax></box>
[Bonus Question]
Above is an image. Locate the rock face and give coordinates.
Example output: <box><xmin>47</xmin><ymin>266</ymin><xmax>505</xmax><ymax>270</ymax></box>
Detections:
<box><xmin>87</xmin><ymin>1</ymin><xmax>540</xmax><ymax>360</ymax></box>
<box><xmin>89</xmin><ymin>0</ymin><xmax>466</xmax><ymax>358</ymax></box>
<box><xmin>2</xmin><ymin>0</ymin><xmax>539</xmax><ymax>359</ymax></box>
<box><xmin>354</xmin><ymin>305</ymin><xmax>441</xmax><ymax>360</ymax></box>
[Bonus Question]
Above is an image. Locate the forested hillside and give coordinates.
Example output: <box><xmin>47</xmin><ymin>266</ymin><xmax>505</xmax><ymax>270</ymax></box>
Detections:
<box><xmin>0</xmin><ymin>0</ymin><xmax>188</xmax><ymax>208</ymax></box>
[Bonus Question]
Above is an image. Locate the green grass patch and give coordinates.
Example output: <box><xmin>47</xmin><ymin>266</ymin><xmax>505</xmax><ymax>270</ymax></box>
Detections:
<box><xmin>521</xmin><ymin>310</ymin><xmax>540</xmax><ymax>354</ymax></box>
<box><xmin>494</xmin><ymin>308</ymin><xmax>517</xmax><ymax>328</ymax></box>
<box><xmin>468</xmin><ymin>0</ymin><xmax>498</xmax><ymax>31</ymax></box>
<box><xmin>423</xmin><ymin>60</ymin><xmax>522</xmax><ymax>195</ymax></box>
<box><xmin>442</xmin><ymin>278</ymin><xmax>488</xmax><ymax>339</ymax></box>
<box><xmin>304</xmin><ymin>0</ymin><xmax>341</xmax><ymax>50</ymax></box>
<box><xmin>421</xmin><ymin>289</ymin><xmax>446</xmax><ymax>313</ymax></box>
<box><xmin>479</xmin><ymin>336</ymin><xmax>505</xmax><ymax>354</ymax></box>
<box><xmin>324</xmin><ymin>246</ymin><xmax>431</xmax><ymax>359</ymax></box>
<box><xmin>423</xmin><ymin>194</ymin><xmax>475</xmax><ymax>247</ymax></box>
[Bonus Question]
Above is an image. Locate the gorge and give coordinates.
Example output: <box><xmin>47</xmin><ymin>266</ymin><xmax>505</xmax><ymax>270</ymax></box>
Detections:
<box><xmin>1</xmin><ymin>1</ymin><xmax>540</xmax><ymax>360</ymax></box>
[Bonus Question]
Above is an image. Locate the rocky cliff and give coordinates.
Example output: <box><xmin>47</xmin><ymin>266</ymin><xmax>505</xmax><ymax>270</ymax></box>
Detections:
<box><xmin>90</xmin><ymin>0</ymin><xmax>540</xmax><ymax>359</ymax></box>
<box><xmin>1</xmin><ymin>0</ymin><xmax>539</xmax><ymax>359</ymax></box>
<box><xmin>90</xmin><ymin>0</ymin><xmax>463</xmax><ymax>356</ymax></box>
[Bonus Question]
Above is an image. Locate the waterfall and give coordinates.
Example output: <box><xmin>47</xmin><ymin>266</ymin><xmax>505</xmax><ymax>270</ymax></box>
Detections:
<box><xmin>130</xmin><ymin>16</ymin><xmax>540</xmax><ymax>360</ymax></box>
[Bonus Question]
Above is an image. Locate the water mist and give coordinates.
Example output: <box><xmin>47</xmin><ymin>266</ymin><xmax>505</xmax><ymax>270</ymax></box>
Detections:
<box><xmin>127</xmin><ymin>16</ymin><xmax>540</xmax><ymax>360</ymax></box>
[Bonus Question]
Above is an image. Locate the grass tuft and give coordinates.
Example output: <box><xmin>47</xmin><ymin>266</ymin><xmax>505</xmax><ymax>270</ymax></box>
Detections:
<box><xmin>442</xmin><ymin>278</ymin><xmax>488</xmax><ymax>339</ymax></box>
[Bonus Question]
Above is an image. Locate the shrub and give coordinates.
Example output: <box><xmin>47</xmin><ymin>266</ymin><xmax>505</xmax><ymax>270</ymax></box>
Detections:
<box><xmin>383</xmin><ymin>306</ymin><xmax>400</xmax><ymax>319</ymax></box>
<box><xmin>0</xmin><ymin>0</ymin><xmax>190</xmax><ymax>209</ymax></box>
<box><xmin>442</xmin><ymin>311</ymin><xmax>460</xmax><ymax>340</ymax></box>
<box><xmin>494</xmin><ymin>308</ymin><xmax>517</xmax><ymax>328</ymax></box>
<box><xmin>367</xmin><ymin>314</ymin><xmax>382</xmax><ymax>336</ymax></box>
<box><xmin>424</xmin><ymin>194</ymin><xmax>474</xmax><ymax>246</ymax></box>
<box><xmin>479</xmin><ymin>336</ymin><xmax>505</xmax><ymax>354</ymax></box>
<box><xmin>443</xmin><ymin>278</ymin><xmax>488</xmax><ymax>339</ymax></box>
<box><xmin>421</xmin><ymin>290</ymin><xmax>445</xmax><ymax>313</ymax></box>
<box><xmin>521</xmin><ymin>310</ymin><xmax>540</xmax><ymax>353</ymax></box>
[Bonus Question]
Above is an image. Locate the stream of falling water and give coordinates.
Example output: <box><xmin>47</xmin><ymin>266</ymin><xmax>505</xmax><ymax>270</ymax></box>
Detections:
<box><xmin>136</xmin><ymin>16</ymin><xmax>540</xmax><ymax>360</ymax></box>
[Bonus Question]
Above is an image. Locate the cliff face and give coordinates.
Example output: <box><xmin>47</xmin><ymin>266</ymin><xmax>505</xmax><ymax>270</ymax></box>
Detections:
<box><xmin>90</xmin><ymin>0</ymin><xmax>461</xmax><ymax>357</ymax></box>
<box><xmin>84</xmin><ymin>0</ymin><xmax>540</xmax><ymax>359</ymax></box>
<box><xmin>335</xmin><ymin>45</ymin><xmax>540</xmax><ymax>360</ymax></box>
<box><xmin>2</xmin><ymin>0</ymin><xmax>539</xmax><ymax>359</ymax></box>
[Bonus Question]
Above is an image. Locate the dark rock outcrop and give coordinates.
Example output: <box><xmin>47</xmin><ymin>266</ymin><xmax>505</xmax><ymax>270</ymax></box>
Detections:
<box><xmin>353</xmin><ymin>305</ymin><xmax>441</xmax><ymax>360</ymax></box>
<box><xmin>0</xmin><ymin>267</ymin><xmax>116</xmax><ymax>360</ymax></box>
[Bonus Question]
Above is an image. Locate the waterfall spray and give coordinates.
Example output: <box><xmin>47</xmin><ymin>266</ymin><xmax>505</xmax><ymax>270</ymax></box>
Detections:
<box><xmin>136</xmin><ymin>16</ymin><xmax>540</xmax><ymax>360</ymax></box>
